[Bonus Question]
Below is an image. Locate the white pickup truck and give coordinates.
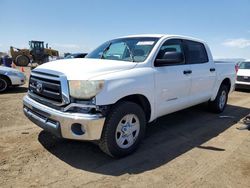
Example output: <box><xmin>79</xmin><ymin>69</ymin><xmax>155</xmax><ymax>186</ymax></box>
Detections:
<box><xmin>23</xmin><ymin>34</ymin><xmax>236</xmax><ymax>157</ymax></box>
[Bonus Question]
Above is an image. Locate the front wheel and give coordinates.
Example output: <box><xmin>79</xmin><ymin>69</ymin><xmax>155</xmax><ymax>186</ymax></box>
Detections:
<box><xmin>209</xmin><ymin>85</ymin><xmax>229</xmax><ymax>113</ymax></box>
<box><xmin>99</xmin><ymin>101</ymin><xmax>146</xmax><ymax>158</ymax></box>
<box><xmin>15</xmin><ymin>55</ymin><xmax>30</xmax><ymax>66</ymax></box>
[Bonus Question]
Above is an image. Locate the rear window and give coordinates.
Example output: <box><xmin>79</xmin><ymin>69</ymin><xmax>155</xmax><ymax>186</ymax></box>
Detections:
<box><xmin>239</xmin><ymin>61</ymin><xmax>250</xmax><ymax>69</ymax></box>
<box><xmin>184</xmin><ymin>40</ymin><xmax>209</xmax><ymax>64</ymax></box>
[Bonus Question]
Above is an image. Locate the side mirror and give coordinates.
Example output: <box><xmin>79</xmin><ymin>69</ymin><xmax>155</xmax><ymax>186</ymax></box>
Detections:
<box><xmin>155</xmin><ymin>52</ymin><xmax>184</xmax><ymax>67</ymax></box>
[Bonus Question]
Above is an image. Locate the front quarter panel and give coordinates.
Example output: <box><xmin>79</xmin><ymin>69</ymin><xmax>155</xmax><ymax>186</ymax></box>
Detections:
<box><xmin>94</xmin><ymin>67</ymin><xmax>156</xmax><ymax>121</ymax></box>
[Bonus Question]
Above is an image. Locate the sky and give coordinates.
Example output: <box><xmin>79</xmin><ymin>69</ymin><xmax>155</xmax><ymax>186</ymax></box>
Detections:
<box><xmin>0</xmin><ymin>0</ymin><xmax>250</xmax><ymax>59</ymax></box>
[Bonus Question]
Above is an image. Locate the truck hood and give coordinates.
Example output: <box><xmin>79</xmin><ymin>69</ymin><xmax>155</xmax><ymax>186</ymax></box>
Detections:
<box><xmin>34</xmin><ymin>58</ymin><xmax>137</xmax><ymax>80</ymax></box>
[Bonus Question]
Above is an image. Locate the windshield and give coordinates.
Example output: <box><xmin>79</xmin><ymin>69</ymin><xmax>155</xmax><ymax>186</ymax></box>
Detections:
<box><xmin>239</xmin><ymin>61</ymin><xmax>250</xmax><ymax>69</ymax></box>
<box><xmin>86</xmin><ymin>37</ymin><xmax>159</xmax><ymax>62</ymax></box>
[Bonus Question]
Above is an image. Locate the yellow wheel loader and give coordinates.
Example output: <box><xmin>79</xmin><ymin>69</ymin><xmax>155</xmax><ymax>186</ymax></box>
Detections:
<box><xmin>10</xmin><ymin>41</ymin><xmax>59</xmax><ymax>66</ymax></box>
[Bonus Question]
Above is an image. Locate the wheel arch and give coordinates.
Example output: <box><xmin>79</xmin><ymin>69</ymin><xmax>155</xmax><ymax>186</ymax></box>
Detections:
<box><xmin>210</xmin><ymin>77</ymin><xmax>231</xmax><ymax>101</ymax></box>
<box><xmin>115</xmin><ymin>94</ymin><xmax>152</xmax><ymax>122</ymax></box>
<box><xmin>221</xmin><ymin>78</ymin><xmax>231</xmax><ymax>92</ymax></box>
<box><xmin>0</xmin><ymin>74</ymin><xmax>12</xmax><ymax>86</ymax></box>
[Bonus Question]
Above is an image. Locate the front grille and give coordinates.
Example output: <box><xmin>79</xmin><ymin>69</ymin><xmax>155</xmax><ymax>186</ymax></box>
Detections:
<box><xmin>237</xmin><ymin>76</ymin><xmax>250</xmax><ymax>82</ymax></box>
<box><xmin>29</xmin><ymin>75</ymin><xmax>62</xmax><ymax>103</ymax></box>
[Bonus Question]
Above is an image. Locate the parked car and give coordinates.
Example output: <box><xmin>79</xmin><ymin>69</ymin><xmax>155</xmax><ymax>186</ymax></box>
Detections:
<box><xmin>65</xmin><ymin>53</ymin><xmax>88</xmax><ymax>59</ymax></box>
<box><xmin>235</xmin><ymin>60</ymin><xmax>250</xmax><ymax>89</ymax></box>
<box><xmin>23</xmin><ymin>34</ymin><xmax>236</xmax><ymax>157</ymax></box>
<box><xmin>0</xmin><ymin>66</ymin><xmax>26</xmax><ymax>92</ymax></box>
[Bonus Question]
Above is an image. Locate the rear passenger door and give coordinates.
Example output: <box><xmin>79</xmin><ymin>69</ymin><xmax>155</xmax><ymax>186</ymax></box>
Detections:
<box><xmin>183</xmin><ymin>40</ymin><xmax>216</xmax><ymax>104</ymax></box>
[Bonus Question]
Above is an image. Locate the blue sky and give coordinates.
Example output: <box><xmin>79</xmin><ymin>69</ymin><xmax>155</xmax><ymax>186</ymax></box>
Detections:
<box><xmin>0</xmin><ymin>0</ymin><xmax>250</xmax><ymax>59</ymax></box>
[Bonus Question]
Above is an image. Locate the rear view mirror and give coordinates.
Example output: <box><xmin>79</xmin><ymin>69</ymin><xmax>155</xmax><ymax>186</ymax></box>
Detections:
<box><xmin>155</xmin><ymin>52</ymin><xmax>184</xmax><ymax>67</ymax></box>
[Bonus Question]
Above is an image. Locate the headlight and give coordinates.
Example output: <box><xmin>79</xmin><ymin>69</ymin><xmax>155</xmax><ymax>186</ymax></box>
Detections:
<box><xmin>68</xmin><ymin>80</ymin><xmax>104</xmax><ymax>99</ymax></box>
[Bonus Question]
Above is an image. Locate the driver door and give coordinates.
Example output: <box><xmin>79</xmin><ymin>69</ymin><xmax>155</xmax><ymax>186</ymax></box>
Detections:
<box><xmin>154</xmin><ymin>39</ymin><xmax>192</xmax><ymax>117</ymax></box>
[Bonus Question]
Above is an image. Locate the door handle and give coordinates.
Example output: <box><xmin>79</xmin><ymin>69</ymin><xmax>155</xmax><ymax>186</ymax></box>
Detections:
<box><xmin>183</xmin><ymin>70</ymin><xmax>192</xmax><ymax>75</ymax></box>
<box><xmin>210</xmin><ymin>68</ymin><xmax>216</xmax><ymax>72</ymax></box>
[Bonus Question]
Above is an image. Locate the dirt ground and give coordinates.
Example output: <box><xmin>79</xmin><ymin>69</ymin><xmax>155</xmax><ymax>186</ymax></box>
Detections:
<box><xmin>0</xmin><ymin>67</ymin><xmax>249</xmax><ymax>188</ymax></box>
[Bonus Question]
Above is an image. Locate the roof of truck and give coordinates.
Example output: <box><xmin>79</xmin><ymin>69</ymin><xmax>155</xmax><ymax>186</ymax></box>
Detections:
<box><xmin>119</xmin><ymin>34</ymin><xmax>206</xmax><ymax>43</ymax></box>
<box><xmin>121</xmin><ymin>34</ymin><xmax>165</xmax><ymax>38</ymax></box>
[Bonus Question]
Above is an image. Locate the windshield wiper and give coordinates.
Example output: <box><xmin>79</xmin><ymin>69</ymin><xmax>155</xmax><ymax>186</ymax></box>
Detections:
<box><xmin>100</xmin><ymin>42</ymin><xmax>112</xmax><ymax>59</ymax></box>
<box><xmin>123</xmin><ymin>42</ymin><xmax>135</xmax><ymax>62</ymax></box>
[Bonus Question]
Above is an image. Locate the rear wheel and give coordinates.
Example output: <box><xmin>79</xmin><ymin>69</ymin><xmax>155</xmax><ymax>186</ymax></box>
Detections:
<box><xmin>0</xmin><ymin>76</ymin><xmax>9</xmax><ymax>92</ymax></box>
<box><xmin>209</xmin><ymin>85</ymin><xmax>228</xmax><ymax>113</ymax></box>
<box><xmin>99</xmin><ymin>101</ymin><xmax>146</xmax><ymax>158</ymax></box>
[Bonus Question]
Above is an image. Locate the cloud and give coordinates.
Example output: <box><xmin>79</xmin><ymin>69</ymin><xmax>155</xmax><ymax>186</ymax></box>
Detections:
<box><xmin>222</xmin><ymin>38</ymin><xmax>250</xmax><ymax>48</ymax></box>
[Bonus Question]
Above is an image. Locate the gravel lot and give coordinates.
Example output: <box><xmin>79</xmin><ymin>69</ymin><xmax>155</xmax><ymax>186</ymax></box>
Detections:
<box><xmin>0</xmin><ymin>67</ymin><xmax>249</xmax><ymax>188</ymax></box>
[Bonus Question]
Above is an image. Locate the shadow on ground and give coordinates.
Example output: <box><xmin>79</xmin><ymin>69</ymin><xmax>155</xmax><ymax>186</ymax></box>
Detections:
<box><xmin>38</xmin><ymin>104</ymin><xmax>250</xmax><ymax>176</ymax></box>
<box><xmin>2</xmin><ymin>86</ymin><xmax>28</xmax><ymax>94</ymax></box>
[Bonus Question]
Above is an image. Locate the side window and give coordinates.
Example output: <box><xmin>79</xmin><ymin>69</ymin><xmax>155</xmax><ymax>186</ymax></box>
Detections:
<box><xmin>184</xmin><ymin>40</ymin><xmax>208</xmax><ymax>64</ymax></box>
<box><xmin>156</xmin><ymin>39</ymin><xmax>185</xmax><ymax>65</ymax></box>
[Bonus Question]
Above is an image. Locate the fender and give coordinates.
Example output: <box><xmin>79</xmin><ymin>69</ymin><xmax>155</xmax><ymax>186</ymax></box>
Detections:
<box><xmin>210</xmin><ymin>76</ymin><xmax>233</xmax><ymax>101</ymax></box>
<box><xmin>95</xmin><ymin>67</ymin><xmax>156</xmax><ymax>121</ymax></box>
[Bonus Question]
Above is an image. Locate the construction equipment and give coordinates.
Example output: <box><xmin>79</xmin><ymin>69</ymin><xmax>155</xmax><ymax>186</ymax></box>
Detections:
<box><xmin>10</xmin><ymin>47</ymin><xmax>31</xmax><ymax>66</ymax></box>
<box><xmin>10</xmin><ymin>41</ymin><xmax>59</xmax><ymax>66</ymax></box>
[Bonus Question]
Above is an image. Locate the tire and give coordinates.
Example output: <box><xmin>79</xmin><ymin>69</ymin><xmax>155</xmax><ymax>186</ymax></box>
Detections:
<box><xmin>0</xmin><ymin>76</ymin><xmax>9</xmax><ymax>92</ymax></box>
<box><xmin>209</xmin><ymin>85</ymin><xmax>229</xmax><ymax>113</ymax></box>
<box><xmin>99</xmin><ymin>101</ymin><xmax>146</xmax><ymax>158</ymax></box>
<box><xmin>15</xmin><ymin>55</ymin><xmax>30</xmax><ymax>66</ymax></box>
